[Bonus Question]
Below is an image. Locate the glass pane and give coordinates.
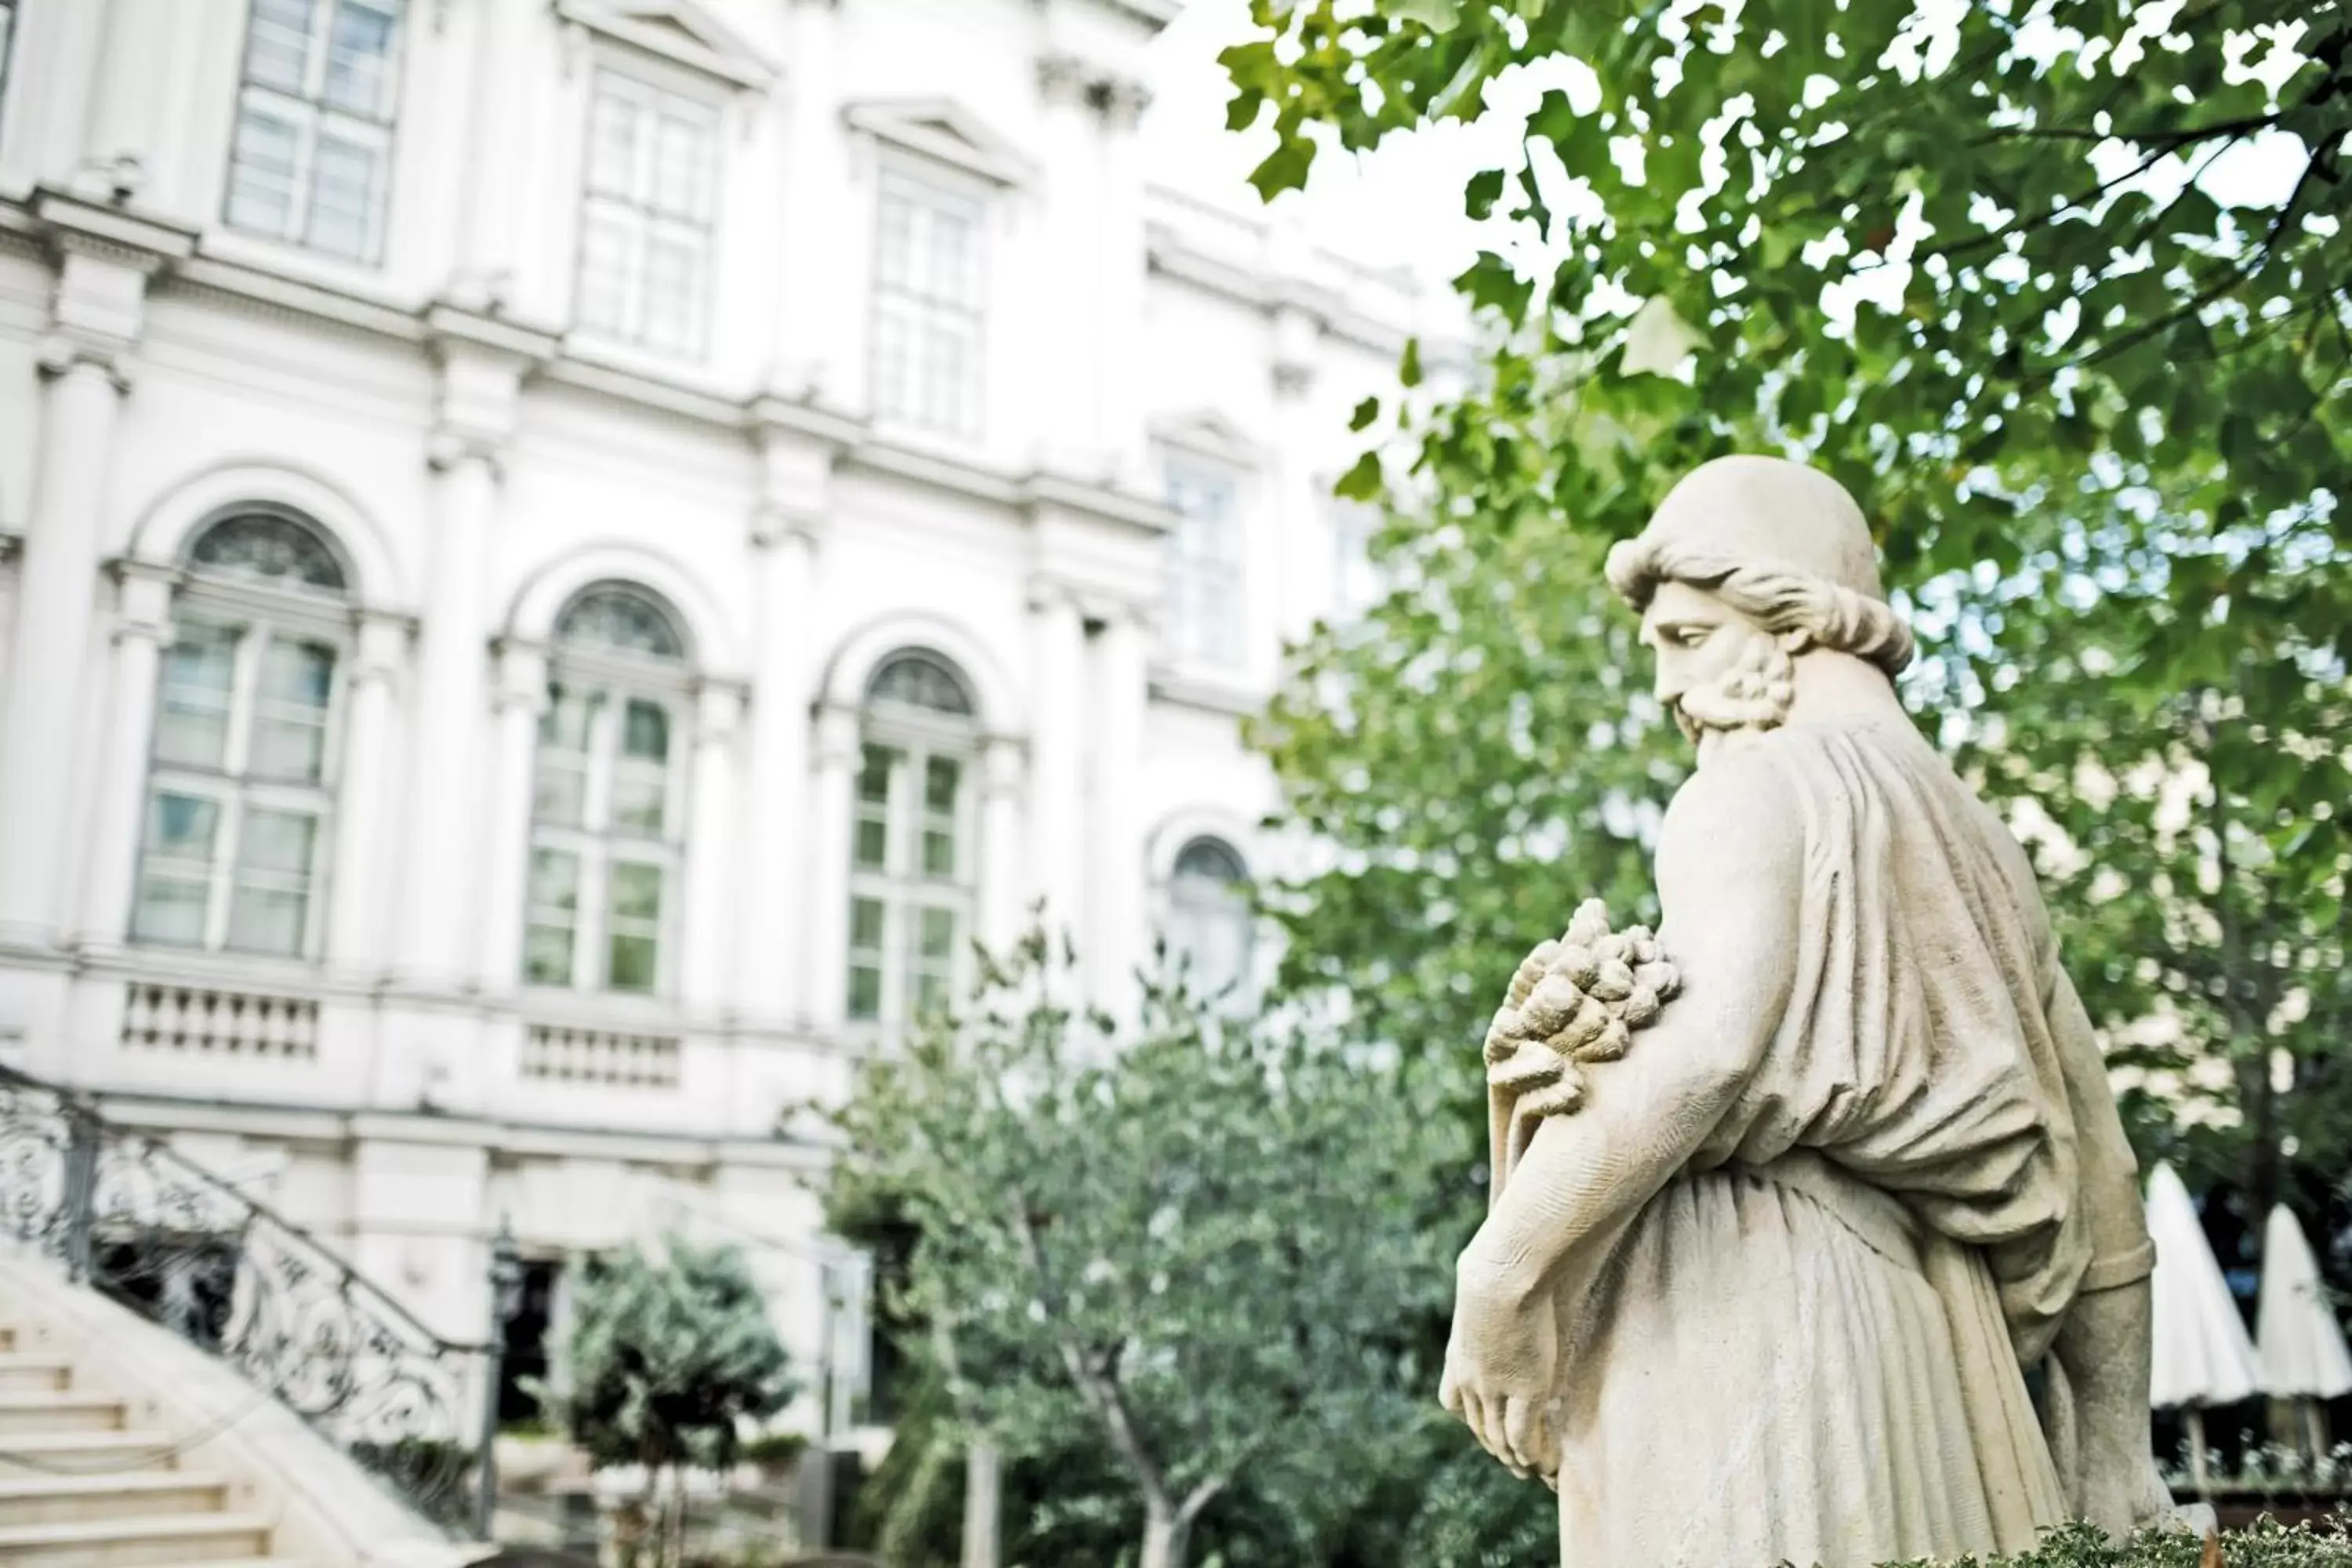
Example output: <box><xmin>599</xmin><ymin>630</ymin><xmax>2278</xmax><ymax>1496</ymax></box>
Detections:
<box><xmin>608</xmin><ymin>934</ymin><xmax>657</xmax><ymax>993</ymax></box>
<box><xmin>322</xmin><ymin>0</ymin><xmax>398</xmax><ymax>117</ymax></box>
<box><xmin>855</xmin><ymin>818</ymin><xmax>888</xmax><ymax>869</ymax></box>
<box><xmin>621</xmin><ymin>699</ymin><xmax>669</xmax><ymax>761</ymax></box>
<box><xmin>229</xmin><ymin>884</ymin><xmax>308</xmax><ymax>954</ymax></box>
<box><xmin>850</xmin><ymin>896</ymin><xmax>885</xmax><ymax>953</ymax></box>
<box><xmin>612</xmin><ymin>700</ymin><xmax>670</xmax><ymax>834</ymax></box>
<box><xmin>132</xmin><ymin>875</ymin><xmax>210</xmax><ymax>946</ymax></box>
<box><xmin>922</xmin><ymin>828</ymin><xmax>955</xmax><ymax>880</ymax></box>
<box><xmin>642</xmin><ymin>232</ymin><xmax>706</xmax><ymax>354</ymax></box>
<box><xmin>528</xmin><ymin>848</ymin><xmax>580</xmax><ymax>913</ymax></box>
<box><xmin>576</xmin><ymin>207</ymin><xmax>638</xmax><ymax>336</ymax></box>
<box><xmin>916</xmin><ymin>906</ymin><xmax>956</xmax><ymax>961</ymax></box>
<box><xmin>251</xmin><ymin>638</ymin><xmax>336</xmax><ymax>782</ymax></box>
<box><xmin>238</xmin><ymin>808</ymin><xmax>318</xmax><ymax>875</ymax></box>
<box><xmin>913</xmin><ymin>969</ymin><xmax>947</xmax><ymax>1021</ymax></box>
<box><xmin>924</xmin><ymin>756</ymin><xmax>961</xmax><ymax>812</ymax></box>
<box><xmin>875</xmin><ymin>190</ymin><xmax>913</xmax><ymax>290</ymax></box>
<box><xmin>652</xmin><ymin>110</ymin><xmax>713</xmax><ymax>222</ymax></box>
<box><xmin>847</xmin><ymin>964</ymin><xmax>882</xmax><ymax>1022</ymax></box>
<box><xmin>307</xmin><ymin>133</ymin><xmax>383</xmax><ymax>260</ymax></box>
<box><xmin>146</xmin><ymin>791</ymin><xmax>222</xmax><ymax>860</ymax></box>
<box><xmin>588</xmin><ymin>81</ymin><xmax>640</xmax><ymax>198</ymax></box>
<box><xmin>524</xmin><ymin>924</ymin><xmax>575</xmax><ymax>985</ymax></box>
<box><xmin>858</xmin><ymin>745</ymin><xmax>898</xmax><ymax>804</ymax></box>
<box><xmin>608</xmin><ymin>860</ymin><xmax>663</xmax><ymax>922</ymax></box>
<box><xmin>225</xmin><ymin>106</ymin><xmax>301</xmax><ymax>238</ymax></box>
<box><xmin>190</xmin><ymin>514</ymin><xmax>347</xmax><ymax>593</ymax></box>
<box><xmin>244</xmin><ymin>0</ymin><xmax>317</xmax><ymax>93</ymax></box>
<box><xmin>155</xmin><ymin>626</ymin><xmax>238</xmax><ymax>769</ymax></box>
<box><xmin>557</xmin><ymin>587</ymin><xmax>684</xmax><ymax>660</ymax></box>
<box><xmin>533</xmin><ymin>689</ymin><xmax>597</xmax><ymax>827</ymax></box>
<box><xmin>927</xmin><ymin>208</ymin><xmax>975</xmax><ymax>306</ymax></box>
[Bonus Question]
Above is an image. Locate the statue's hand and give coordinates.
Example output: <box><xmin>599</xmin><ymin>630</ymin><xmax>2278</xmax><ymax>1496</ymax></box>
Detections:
<box><xmin>1439</xmin><ymin>1257</ymin><xmax>1561</xmax><ymax>1485</ymax></box>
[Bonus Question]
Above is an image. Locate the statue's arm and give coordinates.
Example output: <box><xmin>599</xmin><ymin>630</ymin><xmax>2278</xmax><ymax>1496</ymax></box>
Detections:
<box><xmin>1460</xmin><ymin>753</ymin><xmax>1803</xmax><ymax>1297</ymax></box>
<box><xmin>2042</xmin><ymin>960</ymin><xmax>2164</xmax><ymax>1534</ymax></box>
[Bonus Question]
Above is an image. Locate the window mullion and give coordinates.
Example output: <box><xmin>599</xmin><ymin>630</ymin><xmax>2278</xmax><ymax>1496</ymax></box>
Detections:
<box><xmin>226</xmin><ymin>622</ymin><xmax>266</xmax><ymax>780</ymax></box>
<box><xmin>303</xmin><ymin>0</ymin><xmax>332</xmax><ymax>99</ymax></box>
<box><xmin>210</xmin><ymin>797</ymin><xmax>245</xmax><ymax>951</ymax></box>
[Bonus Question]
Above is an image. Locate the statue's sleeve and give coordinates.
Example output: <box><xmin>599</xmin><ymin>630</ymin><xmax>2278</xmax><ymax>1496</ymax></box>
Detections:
<box><xmin>2042</xmin><ymin>941</ymin><xmax>2155</xmax><ymax>1293</ymax></box>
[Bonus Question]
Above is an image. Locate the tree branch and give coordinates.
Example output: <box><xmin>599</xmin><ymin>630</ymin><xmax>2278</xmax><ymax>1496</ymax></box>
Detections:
<box><xmin>1008</xmin><ymin>1199</ymin><xmax>1173</xmax><ymax>1511</ymax></box>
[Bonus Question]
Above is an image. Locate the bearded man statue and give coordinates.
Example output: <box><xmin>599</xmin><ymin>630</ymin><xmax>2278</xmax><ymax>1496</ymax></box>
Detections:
<box><xmin>1439</xmin><ymin>456</ymin><xmax>2177</xmax><ymax>1566</ymax></box>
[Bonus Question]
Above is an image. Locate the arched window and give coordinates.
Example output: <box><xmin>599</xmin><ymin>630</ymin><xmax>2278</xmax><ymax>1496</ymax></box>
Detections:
<box><xmin>1166</xmin><ymin>837</ymin><xmax>1254</xmax><ymax>1002</ymax></box>
<box><xmin>131</xmin><ymin>511</ymin><xmax>352</xmax><ymax>956</ymax></box>
<box><xmin>523</xmin><ymin>583</ymin><xmax>690</xmax><ymax>996</ymax></box>
<box><xmin>846</xmin><ymin>650</ymin><xmax>978</xmax><ymax>1025</ymax></box>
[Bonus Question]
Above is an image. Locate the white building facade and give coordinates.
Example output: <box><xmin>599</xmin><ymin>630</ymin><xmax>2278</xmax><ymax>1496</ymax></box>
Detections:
<box><xmin>0</xmin><ymin>0</ymin><xmax>1416</xmax><ymax>1445</ymax></box>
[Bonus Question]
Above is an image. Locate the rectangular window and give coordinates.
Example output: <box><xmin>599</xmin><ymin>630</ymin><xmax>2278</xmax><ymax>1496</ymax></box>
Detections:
<box><xmin>1332</xmin><ymin>499</ymin><xmax>1387</xmax><ymax>622</ymax></box>
<box><xmin>574</xmin><ymin>71</ymin><xmax>718</xmax><ymax>358</ymax></box>
<box><xmin>844</xmin><ymin>737</ymin><xmax>974</xmax><ymax>1025</ymax></box>
<box><xmin>225</xmin><ymin>0</ymin><xmax>404</xmax><ymax>264</ymax></box>
<box><xmin>133</xmin><ymin>619</ymin><xmax>339</xmax><ymax>957</ymax></box>
<box><xmin>870</xmin><ymin>175</ymin><xmax>985</xmax><ymax>437</ymax></box>
<box><xmin>524</xmin><ymin>676</ymin><xmax>682</xmax><ymax>994</ymax></box>
<box><xmin>1164</xmin><ymin>464</ymin><xmax>1247</xmax><ymax>670</ymax></box>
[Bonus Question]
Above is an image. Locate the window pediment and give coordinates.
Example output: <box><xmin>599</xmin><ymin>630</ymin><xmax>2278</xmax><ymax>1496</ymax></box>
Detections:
<box><xmin>555</xmin><ymin>0</ymin><xmax>775</xmax><ymax>89</ymax></box>
<box><xmin>844</xmin><ymin>99</ymin><xmax>1035</xmax><ymax>188</ymax></box>
<box><xmin>1152</xmin><ymin>410</ymin><xmax>1261</xmax><ymax>468</ymax></box>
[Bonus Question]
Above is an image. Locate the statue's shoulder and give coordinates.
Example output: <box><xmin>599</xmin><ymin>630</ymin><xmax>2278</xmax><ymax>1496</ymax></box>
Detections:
<box><xmin>1661</xmin><ymin>737</ymin><xmax>1805</xmax><ymax>863</ymax></box>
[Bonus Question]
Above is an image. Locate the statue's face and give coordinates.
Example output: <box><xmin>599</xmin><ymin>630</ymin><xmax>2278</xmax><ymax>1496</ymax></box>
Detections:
<box><xmin>1638</xmin><ymin>579</ymin><xmax>1795</xmax><ymax>750</ymax></box>
<box><xmin>1639</xmin><ymin>580</ymin><xmax>1766</xmax><ymax>713</ymax></box>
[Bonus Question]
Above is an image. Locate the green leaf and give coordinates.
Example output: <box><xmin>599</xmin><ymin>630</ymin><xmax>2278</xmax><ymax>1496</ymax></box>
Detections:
<box><xmin>1334</xmin><ymin>448</ymin><xmax>1385</xmax><ymax>501</ymax></box>
<box><xmin>1400</xmin><ymin>336</ymin><xmax>1425</xmax><ymax>388</ymax></box>
<box><xmin>1350</xmin><ymin>395</ymin><xmax>1382</xmax><ymax>432</ymax></box>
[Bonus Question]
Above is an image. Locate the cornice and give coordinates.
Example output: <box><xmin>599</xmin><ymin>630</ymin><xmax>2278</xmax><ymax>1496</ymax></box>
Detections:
<box><xmin>1020</xmin><ymin>470</ymin><xmax>1177</xmax><ymax>538</ymax></box>
<box><xmin>29</xmin><ymin>186</ymin><xmax>198</xmax><ymax>270</ymax></box>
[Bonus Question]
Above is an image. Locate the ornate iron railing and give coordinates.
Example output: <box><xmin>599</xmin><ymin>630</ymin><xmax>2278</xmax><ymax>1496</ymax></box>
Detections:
<box><xmin>0</xmin><ymin>1062</ymin><xmax>489</xmax><ymax>1534</ymax></box>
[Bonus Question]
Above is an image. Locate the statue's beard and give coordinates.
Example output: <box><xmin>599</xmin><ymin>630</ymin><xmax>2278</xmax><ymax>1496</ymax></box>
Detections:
<box><xmin>1672</xmin><ymin>633</ymin><xmax>1796</xmax><ymax>752</ymax></box>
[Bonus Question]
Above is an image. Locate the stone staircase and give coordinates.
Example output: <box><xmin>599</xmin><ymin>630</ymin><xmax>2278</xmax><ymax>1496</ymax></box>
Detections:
<box><xmin>0</xmin><ymin>1319</ymin><xmax>294</xmax><ymax>1568</ymax></box>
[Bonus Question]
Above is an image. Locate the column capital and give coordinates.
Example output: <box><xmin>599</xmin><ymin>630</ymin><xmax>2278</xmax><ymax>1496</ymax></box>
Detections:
<box><xmin>353</xmin><ymin>608</ymin><xmax>413</xmax><ymax>682</ymax></box>
<box><xmin>693</xmin><ymin>680</ymin><xmax>750</xmax><ymax>742</ymax></box>
<box><xmin>1026</xmin><ymin>576</ymin><xmax>1088</xmax><ymax>618</ymax></box>
<box><xmin>750</xmin><ymin>500</ymin><xmax>823</xmax><ymax>552</ymax></box>
<box><xmin>107</xmin><ymin>558</ymin><xmax>178</xmax><ymax>641</ymax></box>
<box><xmin>36</xmin><ymin>332</ymin><xmax>133</xmax><ymax>394</ymax></box>
<box><xmin>813</xmin><ymin>704</ymin><xmax>862</xmax><ymax>768</ymax></box>
<box><xmin>979</xmin><ymin>734</ymin><xmax>1026</xmax><ymax>802</ymax></box>
<box><xmin>489</xmin><ymin>637</ymin><xmax>550</xmax><ymax>712</ymax></box>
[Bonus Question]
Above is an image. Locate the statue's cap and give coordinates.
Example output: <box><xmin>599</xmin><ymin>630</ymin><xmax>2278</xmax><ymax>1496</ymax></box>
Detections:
<box><xmin>1608</xmin><ymin>456</ymin><xmax>1887</xmax><ymax>608</ymax></box>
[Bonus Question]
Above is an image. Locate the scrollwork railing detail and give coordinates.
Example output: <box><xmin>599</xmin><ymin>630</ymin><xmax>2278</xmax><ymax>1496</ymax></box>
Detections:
<box><xmin>0</xmin><ymin>1064</ymin><xmax>485</xmax><ymax>1532</ymax></box>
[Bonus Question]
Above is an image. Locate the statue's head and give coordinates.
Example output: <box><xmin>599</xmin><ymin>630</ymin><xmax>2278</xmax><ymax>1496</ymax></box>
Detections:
<box><xmin>1605</xmin><ymin>456</ymin><xmax>1914</xmax><ymax>749</ymax></box>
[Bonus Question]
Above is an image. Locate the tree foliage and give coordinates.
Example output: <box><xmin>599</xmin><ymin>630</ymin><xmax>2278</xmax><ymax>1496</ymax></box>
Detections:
<box><xmin>535</xmin><ymin>1238</ymin><xmax>797</xmax><ymax>1475</ymax></box>
<box><xmin>1226</xmin><ymin>0</ymin><xmax>2352</xmax><ymax>1265</ymax></box>
<box><xmin>818</xmin><ymin>934</ymin><xmax>1452</xmax><ymax>1568</ymax></box>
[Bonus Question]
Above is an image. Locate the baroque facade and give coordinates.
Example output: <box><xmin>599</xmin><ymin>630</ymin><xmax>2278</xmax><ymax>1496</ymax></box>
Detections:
<box><xmin>0</xmin><ymin>0</ymin><xmax>1420</xmax><ymax>1448</ymax></box>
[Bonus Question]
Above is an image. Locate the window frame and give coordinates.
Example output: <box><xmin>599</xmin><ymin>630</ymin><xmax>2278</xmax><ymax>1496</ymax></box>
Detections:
<box><xmin>569</xmin><ymin>64</ymin><xmax>723</xmax><ymax>361</ymax></box>
<box><xmin>0</xmin><ymin>1</ymin><xmax>19</xmax><ymax>129</ymax></box>
<box><xmin>867</xmin><ymin>167</ymin><xmax>991</xmax><ymax>441</ymax></box>
<box><xmin>222</xmin><ymin>0</ymin><xmax>408</xmax><ymax>267</ymax></box>
<box><xmin>523</xmin><ymin>600</ymin><xmax>694</xmax><ymax>1000</ymax></box>
<box><xmin>1161</xmin><ymin>459</ymin><xmax>1250</xmax><ymax>673</ymax></box>
<box><xmin>1162</xmin><ymin>835</ymin><xmax>1257</xmax><ymax>1007</ymax></box>
<box><xmin>130</xmin><ymin>539</ymin><xmax>354</xmax><ymax>963</ymax></box>
<box><xmin>844</xmin><ymin>656</ymin><xmax>982</xmax><ymax>1030</ymax></box>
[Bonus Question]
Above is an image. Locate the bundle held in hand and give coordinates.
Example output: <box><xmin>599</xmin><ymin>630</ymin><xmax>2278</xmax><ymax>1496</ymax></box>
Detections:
<box><xmin>1483</xmin><ymin>899</ymin><xmax>1679</xmax><ymax>1195</ymax></box>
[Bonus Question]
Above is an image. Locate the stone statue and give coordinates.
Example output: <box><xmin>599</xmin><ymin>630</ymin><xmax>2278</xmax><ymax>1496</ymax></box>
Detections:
<box><xmin>1439</xmin><ymin>456</ymin><xmax>2175</xmax><ymax>1566</ymax></box>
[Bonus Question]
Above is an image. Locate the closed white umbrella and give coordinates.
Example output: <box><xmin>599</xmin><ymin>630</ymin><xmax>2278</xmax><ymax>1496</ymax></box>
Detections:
<box><xmin>2147</xmin><ymin>1162</ymin><xmax>2261</xmax><ymax>1496</ymax></box>
<box><xmin>2256</xmin><ymin>1204</ymin><xmax>2352</xmax><ymax>1461</ymax></box>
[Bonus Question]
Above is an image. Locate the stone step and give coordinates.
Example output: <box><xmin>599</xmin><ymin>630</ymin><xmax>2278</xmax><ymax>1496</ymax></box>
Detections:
<box><xmin>0</xmin><ymin>1433</ymin><xmax>179</xmax><ymax>1477</ymax></box>
<box><xmin>0</xmin><ymin>1512</ymin><xmax>273</xmax><ymax>1568</ymax></box>
<box><xmin>0</xmin><ymin>1365</ymin><xmax>69</xmax><ymax>1399</ymax></box>
<box><xmin>0</xmin><ymin>1399</ymin><xmax>122</xmax><ymax>1439</ymax></box>
<box><xmin>0</xmin><ymin>1472</ymin><xmax>234</xmax><ymax>1530</ymax></box>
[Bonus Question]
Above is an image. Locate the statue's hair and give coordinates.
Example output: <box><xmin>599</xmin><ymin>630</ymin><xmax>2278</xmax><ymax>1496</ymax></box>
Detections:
<box><xmin>1605</xmin><ymin>536</ymin><xmax>1917</xmax><ymax>677</ymax></box>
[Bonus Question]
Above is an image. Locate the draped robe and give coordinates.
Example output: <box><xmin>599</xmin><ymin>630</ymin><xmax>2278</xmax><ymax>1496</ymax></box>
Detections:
<box><xmin>1492</xmin><ymin>718</ymin><xmax>2155</xmax><ymax>1566</ymax></box>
